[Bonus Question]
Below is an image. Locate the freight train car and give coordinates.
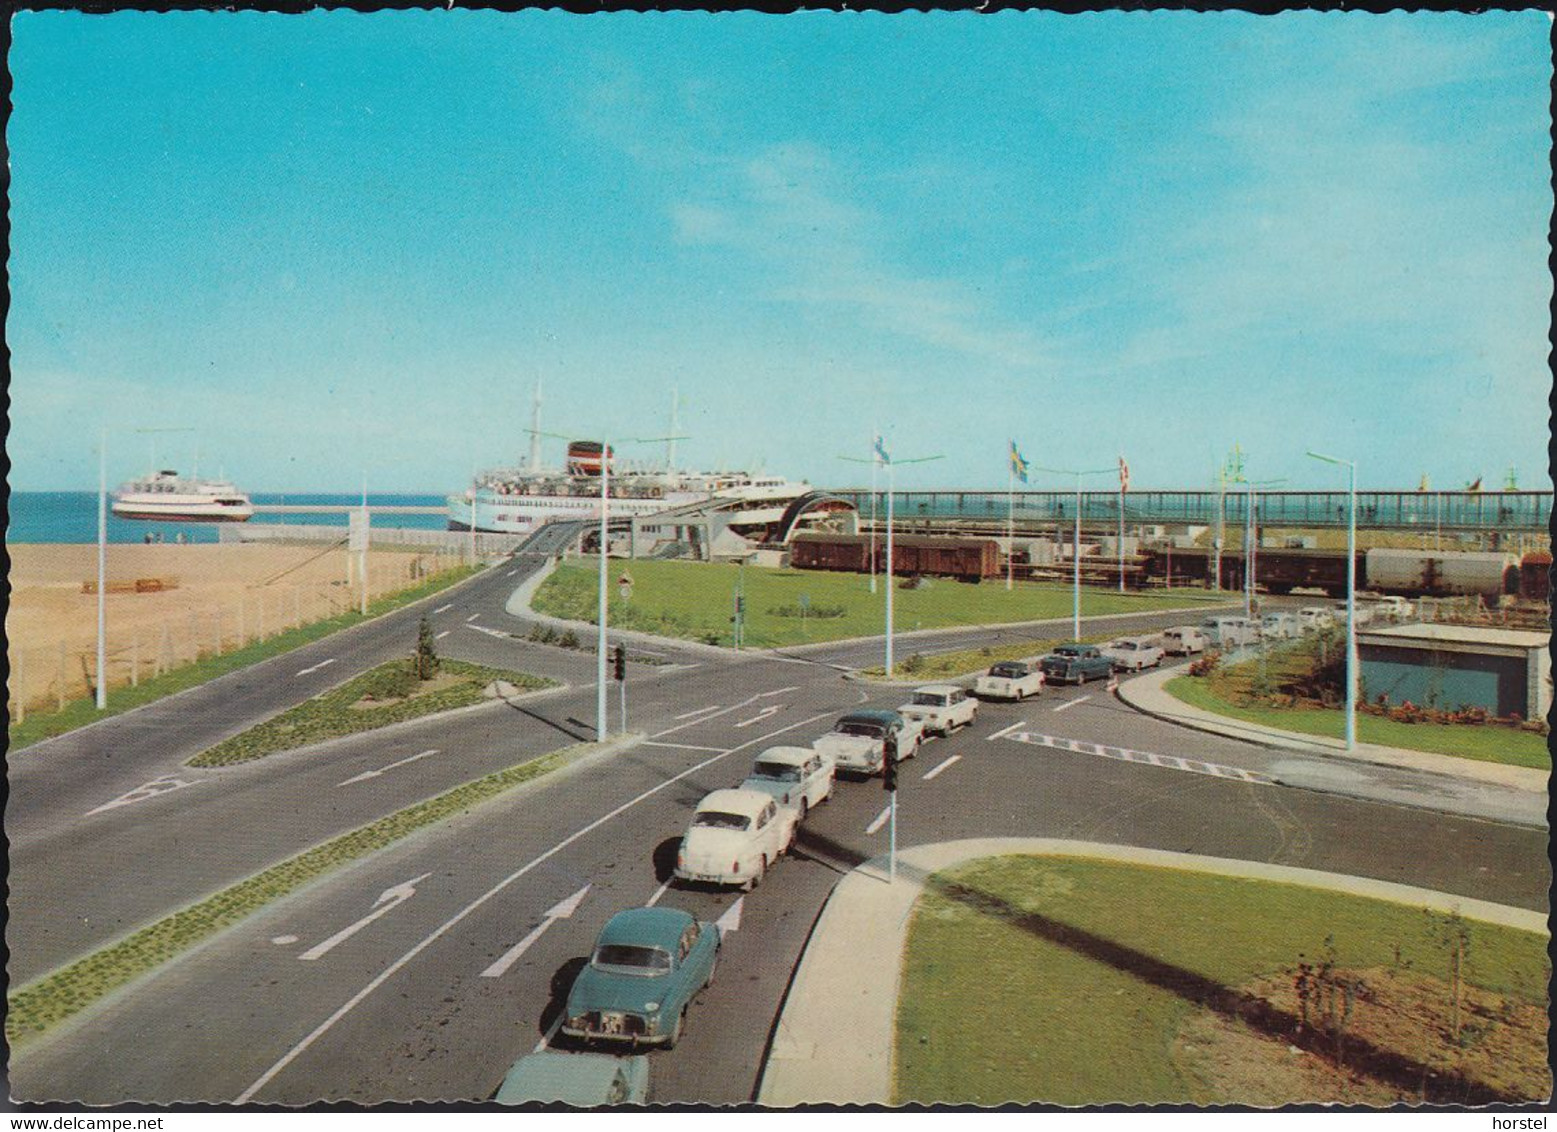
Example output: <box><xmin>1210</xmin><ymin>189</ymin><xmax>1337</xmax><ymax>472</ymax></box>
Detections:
<box><xmin>1362</xmin><ymin>549</ymin><xmax>1519</xmax><ymax>599</ymax></box>
<box><xmin>1519</xmin><ymin>551</ymin><xmax>1551</xmax><ymax>602</ymax></box>
<box><xmin>1138</xmin><ymin>546</ymin><xmax>1524</xmax><ymax>601</ymax></box>
<box><xmin>790</xmin><ymin>533</ymin><xmax>1000</xmax><ymax>582</ymax></box>
<box><xmin>1136</xmin><ymin>546</ymin><xmax>1360</xmax><ymax>596</ymax></box>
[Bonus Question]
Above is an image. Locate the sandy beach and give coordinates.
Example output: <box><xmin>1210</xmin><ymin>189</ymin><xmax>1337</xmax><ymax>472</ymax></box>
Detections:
<box><xmin>7</xmin><ymin>542</ymin><xmax>456</xmax><ymax>715</ymax></box>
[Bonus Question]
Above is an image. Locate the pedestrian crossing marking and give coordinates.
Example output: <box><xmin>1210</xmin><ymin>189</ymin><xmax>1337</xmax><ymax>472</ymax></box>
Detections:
<box><xmin>1000</xmin><ymin>731</ymin><xmax>1276</xmax><ymax>786</ymax></box>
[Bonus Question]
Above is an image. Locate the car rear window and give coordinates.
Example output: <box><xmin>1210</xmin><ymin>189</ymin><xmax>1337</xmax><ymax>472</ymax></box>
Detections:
<box><xmin>693</xmin><ymin>810</ymin><xmax>750</xmax><ymax>830</ymax></box>
<box><xmin>593</xmin><ymin>945</ymin><xmax>672</xmax><ymax>974</ymax></box>
<box><xmin>751</xmin><ymin>761</ymin><xmax>801</xmax><ymax>782</ymax></box>
<box><xmin>837</xmin><ymin>722</ymin><xmax>885</xmax><ymax>738</ymax></box>
<box><xmin>911</xmin><ymin>693</ymin><xmax>947</xmax><ymax>706</ymax></box>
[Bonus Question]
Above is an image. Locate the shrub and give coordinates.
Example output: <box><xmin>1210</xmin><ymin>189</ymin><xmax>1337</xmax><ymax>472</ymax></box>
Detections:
<box><xmin>902</xmin><ymin>653</ymin><xmax>926</xmax><ymax>675</ymax></box>
<box><xmin>1187</xmin><ymin>651</ymin><xmax>1221</xmax><ymax>677</ymax></box>
<box><xmin>415</xmin><ymin>616</ymin><xmax>440</xmax><ymax>680</ymax></box>
<box><xmin>558</xmin><ymin>630</ymin><xmax>580</xmax><ymax>650</ymax></box>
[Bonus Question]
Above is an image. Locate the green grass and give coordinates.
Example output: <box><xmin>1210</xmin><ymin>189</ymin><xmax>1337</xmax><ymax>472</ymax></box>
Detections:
<box><xmin>8</xmin><ymin>565</ymin><xmax>485</xmax><ymax>752</ymax></box>
<box><xmin>5</xmin><ymin>736</ymin><xmax>618</xmax><ymax>1047</ymax></box>
<box><xmin>188</xmin><ymin>657</ymin><xmax>556</xmax><ymax>767</ymax></box>
<box><xmin>533</xmin><ymin>560</ymin><xmax>1229</xmax><ymax>649</ymax></box>
<box><xmin>895</xmin><ymin>855</ymin><xmax>1549</xmax><ymax>1106</ymax></box>
<box><xmin>861</xmin><ymin>633</ymin><xmax>1113</xmax><ymax>681</ymax></box>
<box><xmin>1164</xmin><ymin>675</ymin><xmax>1551</xmax><ymax>770</ymax></box>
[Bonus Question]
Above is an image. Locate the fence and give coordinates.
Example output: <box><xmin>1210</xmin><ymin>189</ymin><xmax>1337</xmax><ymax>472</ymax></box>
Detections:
<box><xmin>221</xmin><ymin>522</ymin><xmax>531</xmax><ymax>556</ymax></box>
<box><xmin>7</xmin><ymin>553</ymin><xmax>467</xmax><ymax>725</ymax></box>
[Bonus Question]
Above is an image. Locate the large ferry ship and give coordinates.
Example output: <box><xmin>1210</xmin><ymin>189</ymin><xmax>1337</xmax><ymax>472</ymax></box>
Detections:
<box><xmin>447</xmin><ymin>440</ymin><xmax>816</xmax><ymax>541</ymax></box>
<box><xmin>111</xmin><ymin>470</ymin><xmax>255</xmax><ymax>522</ymax></box>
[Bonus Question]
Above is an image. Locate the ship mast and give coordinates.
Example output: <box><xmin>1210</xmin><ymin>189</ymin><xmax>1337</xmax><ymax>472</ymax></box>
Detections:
<box><xmin>528</xmin><ymin>381</ymin><xmax>543</xmax><ymax>472</ymax></box>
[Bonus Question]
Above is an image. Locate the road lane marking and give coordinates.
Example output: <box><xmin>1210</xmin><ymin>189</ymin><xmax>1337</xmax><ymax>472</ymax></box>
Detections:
<box><xmin>433</xmin><ymin>604</ymin><xmax>454</xmax><ymax>614</ymax></box>
<box><xmin>734</xmin><ymin>705</ymin><xmax>784</xmax><ymax>728</ymax></box>
<box><xmin>86</xmin><ymin>776</ymin><xmax>201</xmax><ymax>817</ymax></box>
<box><xmin>506</xmin><ymin>569</ymin><xmax>517</xmax><ymax>577</ymax></box>
<box><xmin>645</xmin><ymin>880</ymin><xmax>672</xmax><ymax>908</ymax></box>
<box><xmin>1050</xmin><ymin>695</ymin><xmax>1090</xmax><ymax>713</ymax></box>
<box><xmin>673</xmin><ymin>704</ymin><xmax>722</xmax><ymax>721</ymax></box>
<box><xmin>760</xmin><ymin>686</ymin><xmax>800</xmax><ymax>697</ymax></box>
<box><xmin>922</xmin><ymin>755</ymin><xmax>961</xmax><ymax>781</ymax></box>
<box><xmin>480</xmin><ymin>885</ymin><xmax>591</xmax><ymax>978</ymax></box>
<box><xmin>299</xmin><ymin>873</ymin><xmax>433</xmax><ymax>962</ymax></box>
<box><xmin>465</xmin><ymin>613</ymin><xmax>480</xmax><ymax>622</ymax></box>
<box><xmin>337</xmin><ymin>749</ymin><xmax>440</xmax><ymax>788</ymax></box>
<box><xmin>468</xmin><ymin>624</ymin><xmax>509</xmax><ymax>638</ymax></box>
<box><xmin>237</xmin><ymin>706</ymin><xmax>844</xmax><ymax>1103</ymax></box>
<box><xmin>435</xmin><ymin>630</ymin><xmax>452</xmax><ymax>640</ymax></box>
<box><xmin>986</xmin><ymin>720</ymin><xmax>1028</xmax><ymax>742</ymax></box>
<box><xmin>643</xmin><ymin>741</ymin><xmax>730</xmax><ymax>753</ymax></box>
<box><xmin>1000</xmin><ymin>731</ymin><xmax>1277</xmax><ymax>786</ymax></box>
<box><xmin>865</xmin><ymin>806</ymin><xmax>891</xmax><ymax>835</ymax></box>
<box><xmin>533</xmin><ymin>1015</ymin><xmax>564</xmax><ymax>1053</ymax></box>
<box><xmin>295</xmin><ymin>658</ymin><xmax>337</xmax><ymax>677</ymax></box>
<box><xmin>715</xmin><ymin>897</ymin><xmax>744</xmax><ymax>936</ymax></box>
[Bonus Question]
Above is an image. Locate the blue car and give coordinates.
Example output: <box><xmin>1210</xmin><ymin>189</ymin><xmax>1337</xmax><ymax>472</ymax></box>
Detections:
<box><xmin>562</xmin><ymin>906</ymin><xmax>720</xmax><ymax>1049</ymax></box>
<box><xmin>494</xmin><ymin>1050</ymin><xmax>650</xmax><ymax>1105</ymax></box>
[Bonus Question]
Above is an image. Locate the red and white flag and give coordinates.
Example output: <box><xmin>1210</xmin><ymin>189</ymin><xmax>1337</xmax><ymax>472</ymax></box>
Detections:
<box><xmin>1118</xmin><ymin>456</ymin><xmax>1130</xmax><ymax>494</ymax></box>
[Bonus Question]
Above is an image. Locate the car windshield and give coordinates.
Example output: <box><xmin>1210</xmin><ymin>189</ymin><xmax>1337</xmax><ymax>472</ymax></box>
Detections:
<box><xmin>751</xmin><ymin>762</ymin><xmax>801</xmax><ymax>782</ymax></box>
<box><xmin>1054</xmin><ymin>647</ymin><xmax>1081</xmax><ymax>657</ymax></box>
<box><xmin>990</xmin><ymin>664</ymin><xmax>1023</xmax><ymax>677</ymax></box>
<box><xmin>1116</xmin><ymin>642</ymin><xmax>1137</xmax><ymax>650</ymax></box>
<box><xmin>693</xmin><ymin>810</ymin><xmax>750</xmax><ymax>831</ymax></box>
<box><xmin>592</xmin><ymin>944</ymin><xmax>672</xmax><ymax>974</ymax></box>
<box><xmin>911</xmin><ymin>693</ymin><xmax>947</xmax><ymax>706</ymax></box>
<box><xmin>836</xmin><ymin>722</ymin><xmax>885</xmax><ymax>738</ymax></box>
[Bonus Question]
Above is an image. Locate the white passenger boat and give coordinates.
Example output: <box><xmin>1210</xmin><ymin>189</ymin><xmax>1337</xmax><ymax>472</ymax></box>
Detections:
<box><xmin>111</xmin><ymin>470</ymin><xmax>255</xmax><ymax>522</ymax></box>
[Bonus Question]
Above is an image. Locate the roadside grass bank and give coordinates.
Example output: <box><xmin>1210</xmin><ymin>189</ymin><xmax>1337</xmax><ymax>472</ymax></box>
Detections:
<box><xmin>188</xmin><ymin>657</ymin><xmax>556</xmax><ymax>767</ymax></box>
<box><xmin>1162</xmin><ymin>635</ymin><xmax>1549</xmax><ymax>769</ymax></box>
<box><xmin>533</xmin><ymin>560</ymin><xmax>1226</xmax><ymax>649</ymax></box>
<box><xmin>8</xmin><ymin>565</ymin><xmax>485</xmax><ymax>752</ymax></box>
<box><xmin>895</xmin><ymin>855</ymin><xmax>1550</xmax><ymax>1106</ymax></box>
<box><xmin>859</xmin><ymin>634</ymin><xmax>1113</xmax><ymax>682</ymax></box>
<box><xmin>5</xmin><ymin>735</ymin><xmax>628</xmax><ymax>1048</ymax></box>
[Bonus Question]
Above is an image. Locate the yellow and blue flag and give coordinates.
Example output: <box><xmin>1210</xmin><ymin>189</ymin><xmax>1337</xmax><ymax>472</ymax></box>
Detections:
<box><xmin>1009</xmin><ymin>440</ymin><xmax>1029</xmax><ymax>483</ymax></box>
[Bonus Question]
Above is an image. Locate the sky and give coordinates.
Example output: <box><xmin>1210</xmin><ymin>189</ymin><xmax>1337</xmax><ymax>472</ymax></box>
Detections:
<box><xmin>7</xmin><ymin>10</ymin><xmax>1553</xmax><ymax>495</ymax></box>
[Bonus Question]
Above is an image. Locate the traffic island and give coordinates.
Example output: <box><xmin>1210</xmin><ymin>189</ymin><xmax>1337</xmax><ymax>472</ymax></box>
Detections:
<box><xmin>757</xmin><ymin>839</ymin><xmax>1548</xmax><ymax>1107</ymax></box>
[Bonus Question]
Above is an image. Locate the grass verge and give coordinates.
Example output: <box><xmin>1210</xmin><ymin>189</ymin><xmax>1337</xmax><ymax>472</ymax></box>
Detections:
<box><xmin>1164</xmin><ymin>675</ymin><xmax>1550</xmax><ymax>770</ymax></box>
<box><xmin>188</xmin><ymin>657</ymin><xmax>556</xmax><ymax>767</ymax></box>
<box><xmin>533</xmin><ymin>559</ymin><xmax>1227</xmax><ymax>649</ymax></box>
<box><xmin>859</xmin><ymin>633</ymin><xmax>1115</xmax><ymax>681</ymax></box>
<box><xmin>8</xmin><ymin>565</ymin><xmax>485</xmax><ymax>752</ymax></box>
<box><xmin>895</xmin><ymin>855</ymin><xmax>1549</xmax><ymax>1105</ymax></box>
<box><xmin>5</xmin><ymin>735</ymin><xmax>623</xmax><ymax>1047</ymax></box>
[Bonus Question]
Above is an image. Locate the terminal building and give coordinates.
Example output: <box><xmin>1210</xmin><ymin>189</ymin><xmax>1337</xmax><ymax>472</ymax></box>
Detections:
<box><xmin>1357</xmin><ymin>623</ymin><xmax>1551</xmax><ymax>722</ymax></box>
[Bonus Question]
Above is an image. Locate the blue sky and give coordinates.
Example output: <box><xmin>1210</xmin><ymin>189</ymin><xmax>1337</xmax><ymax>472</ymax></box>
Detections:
<box><xmin>8</xmin><ymin>10</ymin><xmax>1551</xmax><ymax>494</ymax></box>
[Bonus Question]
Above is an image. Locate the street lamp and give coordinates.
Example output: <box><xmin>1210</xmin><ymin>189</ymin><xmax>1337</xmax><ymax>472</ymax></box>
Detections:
<box><xmin>1307</xmin><ymin>450</ymin><xmax>1357</xmax><ymax>751</ymax></box>
<box><xmin>97</xmin><ymin>429</ymin><xmax>108</xmax><ymax>710</ymax></box>
<box><xmin>1034</xmin><ymin>464</ymin><xmax>1115</xmax><ymax>640</ymax></box>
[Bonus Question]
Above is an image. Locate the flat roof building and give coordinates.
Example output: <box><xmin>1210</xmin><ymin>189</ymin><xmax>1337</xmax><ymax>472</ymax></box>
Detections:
<box><xmin>1357</xmin><ymin>623</ymin><xmax>1550</xmax><ymax>722</ymax></box>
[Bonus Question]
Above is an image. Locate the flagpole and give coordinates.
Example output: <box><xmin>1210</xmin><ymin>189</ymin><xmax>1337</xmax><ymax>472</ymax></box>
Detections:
<box><xmin>868</xmin><ymin>425</ymin><xmax>878</xmax><ymax>595</ymax></box>
<box><xmin>1117</xmin><ymin>456</ymin><xmax>1125</xmax><ymax>593</ymax></box>
<box><xmin>1007</xmin><ymin>461</ymin><xmax>1015</xmax><ymax>592</ymax></box>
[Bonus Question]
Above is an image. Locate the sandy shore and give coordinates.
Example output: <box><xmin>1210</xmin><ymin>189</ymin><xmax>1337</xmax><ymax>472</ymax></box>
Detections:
<box><xmin>7</xmin><ymin>543</ymin><xmax>457</xmax><ymax>713</ymax></box>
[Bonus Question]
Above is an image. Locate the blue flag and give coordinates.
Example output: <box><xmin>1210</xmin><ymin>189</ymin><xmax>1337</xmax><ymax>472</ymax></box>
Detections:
<box><xmin>1009</xmin><ymin>441</ymin><xmax>1029</xmax><ymax>484</ymax></box>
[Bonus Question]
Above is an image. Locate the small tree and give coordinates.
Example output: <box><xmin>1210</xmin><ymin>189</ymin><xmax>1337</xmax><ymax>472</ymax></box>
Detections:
<box><xmin>415</xmin><ymin>615</ymin><xmax>440</xmax><ymax>680</ymax></box>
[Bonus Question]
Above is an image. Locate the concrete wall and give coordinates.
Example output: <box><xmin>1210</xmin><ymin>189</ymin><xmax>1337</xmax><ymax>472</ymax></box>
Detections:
<box><xmin>1360</xmin><ymin>643</ymin><xmax>1532</xmax><ymax>717</ymax></box>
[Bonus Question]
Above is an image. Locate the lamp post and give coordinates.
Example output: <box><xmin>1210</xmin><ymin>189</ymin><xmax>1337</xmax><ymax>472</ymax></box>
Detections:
<box><xmin>97</xmin><ymin>429</ymin><xmax>108</xmax><ymax>710</ymax></box>
<box><xmin>1308</xmin><ymin>450</ymin><xmax>1357</xmax><ymax>751</ymax></box>
<box><xmin>1034</xmin><ymin>464</ymin><xmax>1114</xmax><ymax>640</ymax></box>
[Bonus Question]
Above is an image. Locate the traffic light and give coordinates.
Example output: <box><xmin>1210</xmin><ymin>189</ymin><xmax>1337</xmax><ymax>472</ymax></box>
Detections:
<box><xmin>612</xmin><ymin>644</ymin><xmax>627</xmax><ymax>681</ymax></box>
<box><xmin>882</xmin><ymin>752</ymin><xmax>898</xmax><ymax>792</ymax></box>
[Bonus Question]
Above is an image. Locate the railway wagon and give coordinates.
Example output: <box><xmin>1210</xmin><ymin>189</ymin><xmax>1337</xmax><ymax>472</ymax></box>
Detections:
<box><xmin>1362</xmin><ymin>549</ymin><xmax>1519</xmax><ymax>599</ymax></box>
<box><xmin>789</xmin><ymin>533</ymin><xmax>1001</xmax><ymax>581</ymax></box>
<box><xmin>1518</xmin><ymin>551</ymin><xmax>1551</xmax><ymax>602</ymax></box>
<box><xmin>1139</xmin><ymin>545</ymin><xmax>1526</xmax><ymax>601</ymax></box>
<box><xmin>1137</xmin><ymin>546</ymin><xmax>1359</xmax><ymax>596</ymax></box>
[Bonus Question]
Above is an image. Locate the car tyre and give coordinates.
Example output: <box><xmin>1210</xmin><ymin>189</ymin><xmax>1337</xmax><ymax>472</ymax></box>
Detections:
<box><xmin>798</xmin><ymin>797</ymin><xmax>809</xmax><ymax>821</ymax></box>
<box><xmin>746</xmin><ymin>855</ymin><xmax>767</xmax><ymax>892</ymax></box>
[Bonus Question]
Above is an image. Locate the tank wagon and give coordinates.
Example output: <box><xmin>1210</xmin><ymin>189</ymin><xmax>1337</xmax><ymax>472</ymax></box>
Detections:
<box><xmin>790</xmin><ymin>533</ymin><xmax>1000</xmax><ymax>582</ymax></box>
<box><xmin>1137</xmin><ymin>546</ymin><xmax>1526</xmax><ymax>601</ymax></box>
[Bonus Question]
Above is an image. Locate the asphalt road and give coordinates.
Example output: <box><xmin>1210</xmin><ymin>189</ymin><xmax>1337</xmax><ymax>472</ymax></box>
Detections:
<box><xmin>7</xmin><ymin>564</ymin><xmax>1548</xmax><ymax>1105</ymax></box>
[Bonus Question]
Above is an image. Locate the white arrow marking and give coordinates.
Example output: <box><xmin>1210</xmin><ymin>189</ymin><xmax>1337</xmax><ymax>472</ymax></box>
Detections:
<box><xmin>986</xmin><ymin>720</ymin><xmax>1028</xmax><ymax>742</ymax></box>
<box><xmin>468</xmin><ymin>624</ymin><xmax>508</xmax><ymax>638</ymax></box>
<box><xmin>922</xmin><ymin>755</ymin><xmax>961</xmax><ymax>781</ymax></box>
<box><xmin>1051</xmin><ymin>695</ymin><xmax>1090</xmax><ymax>713</ymax></box>
<box><xmin>866</xmin><ymin>806</ymin><xmax>892</xmax><ymax>835</ymax></box>
<box><xmin>295</xmin><ymin>658</ymin><xmax>338</xmax><ymax>677</ymax></box>
<box><xmin>715</xmin><ymin>897</ymin><xmax>744</xmax><ymax>937</ymax></box>
<box><xmin>299</xmin><ymin>873</ymin><xmax>433</xmax><ymax>962</ymax></box>
<box><xmin>86</xmin><ymin>776</ymin><xmax>201</xmax><ymax>817</ymax></box>
<box><xmin>673</xmin><ymin>704</ymin><xmax>722</xmax><ymax>721</ymax></box>
<box><xmin>433</xmin><ymin>603</ymin><xmax>454</xmax><ymax>614</ymax></box>
<box><xmin>337</xmin><ymin>749</ymin><xmax>440</xmax><ymax>787</ymax></box>
<box><xmin>480</xmin><ymin>884</ymin><xmax>592</xmax><ymax>978</ymax></box>
<box><xmin>645</xmin><ymin>879</ymin><xmax>672</xmax><ymax>908</ymax></box>
<box><xmin>435</xmin><ymin>630</ymin><xmax>451</xmax><ymax>640</ymax></box>
<box><xmin>734</xmin><ymin>705</ymin><xmax>783</xmax><ymax>729</ymax></box>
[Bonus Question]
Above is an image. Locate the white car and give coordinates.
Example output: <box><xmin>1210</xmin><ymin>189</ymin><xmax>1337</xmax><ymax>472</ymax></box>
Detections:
<box><xmin>974</xmin><ymin>661</ymin><xmax>1045</xmax><ymax>701</ymax></box>
<box><xmin>674</xmin><ymin>788</ymin><xmax>797</xmax><ymax>891</ymax></box>
<box><xmin>1159</xmin><ymin>626</ymin><xmax>1208</xmax><ymax>656</ymax></box>
<box><xmin>1100</xmin><ymin>637</ymin><xmax>1165</xmax><ymax>671</ymax></box>
<box><xmin>897</xmin><ymin>684</ymin><xmax>979</xmax><ymax>737</ymax></box>
<box><xmin>1367</xmin><ymin>595</ymin><xmax>1414</xmax><ymax>621</ymax></box>
<box><xmin>1332</xmin><ymin>602</ymin><xmax>1374</xmax><ymax>626</ymax></box>
<box><xmin>812</xmin><ymin>710</ymin><xmax>925</xmax><ymax>776</ymax></box>
<box><xmin>1260</xmin><ymin>612</ymin><xmax>1300</xmax><ymax>639</ymax></box>
<box><xmin>1296</xmin><ymin>607</ymin><xmax>1335</xmax><ymax>632</ymax></box>
<box><xmin>740</xmin><ymin>746</ymin><xmax>835</xmax><ymax>819</ymax></box>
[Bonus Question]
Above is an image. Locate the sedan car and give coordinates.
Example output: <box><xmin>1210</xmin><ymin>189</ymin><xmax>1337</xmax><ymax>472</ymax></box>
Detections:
<box><xmin>812</xmin><ymin>709</ymin><xmax>925</xmax><ymax>776</ymax></box>
<box><xmin>974</xmin><ymin>660</ymin><xmax>1045</xmax><ymax>701</ymax></box>
<box><xmin>494</xmin><ymin>1050</ymin><xmax>650</xmax><ymax>1105</ymax></box>
<box><xmin>740</xmin><ymin>745</ymin><xmax>834</xmax><ymax>819</ymax></box>
<box><xmin>1100</xmin><ymin>637</ymin><xmax>1165</xmax><ymax>671</ymax></box>
<box><xmin>674</xmin><ymin>787</ymin><xmax>797</xmax><ymax>889</ymax></box>
<box><xmin>562</xmin><ymin>906</ymin><xmax>719</xmax><ymax>1050</ymax></box>
<box><xmin>898</xmin><ymin>684</ymin><xmax>979</xmax><ymax>736</ymax></box>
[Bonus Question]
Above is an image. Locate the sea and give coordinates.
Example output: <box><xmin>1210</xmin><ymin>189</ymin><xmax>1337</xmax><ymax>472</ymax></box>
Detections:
<box><xmin>7</xmin><ymin>492</ymin><xmax>452</xmax><ymax>545</ymax></box>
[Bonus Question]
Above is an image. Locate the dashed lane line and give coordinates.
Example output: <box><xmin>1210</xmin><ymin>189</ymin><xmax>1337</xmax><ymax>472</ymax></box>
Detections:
<box><xmin>433</xmin><ymin>604</ymin><xmax>454</xmax><ymax>614</ymax></box>
<box><xmin>1050</xmin><ymin>695</ymin><xmax>1090</xmax><ymax>713</ymax></box>
<box><xmin>865</xmin><ymin>806</ymin><xmax>891</xmax><ymax>835</ymax></box>
<box><xmin>921</xmin><ymin>755</ymin><xmax>961</xmax><ymax>781</ymax></box>
<box><xmin>1000</xmin><ymin>730</ymin><xmax>1277</xmax><ymax>786</ymax></box>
